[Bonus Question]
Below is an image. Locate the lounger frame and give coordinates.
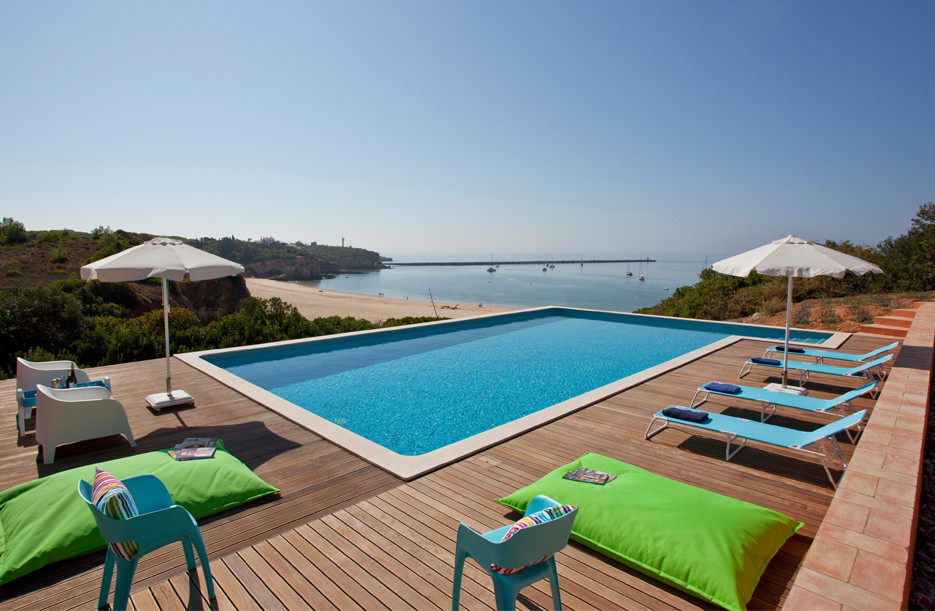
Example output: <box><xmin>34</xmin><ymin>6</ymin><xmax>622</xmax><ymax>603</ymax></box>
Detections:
<box><xmin>689</xmin><ymin>381</ymin><xmax>876</xmax><ymax>442</ymax></box>
<box><xmin>644</xmin><ymin>408</ymin><xmax>865</xmax><ymax>488</ymax></box>
<box><xmin>738</xmin><ymin>354</ymin><xmax>891</xmax><ymax>391</ymax></box>
<box><xmin>763</xmin><ymin>341</ymin><xmax>898</xmax><ymax>364</ymax></box>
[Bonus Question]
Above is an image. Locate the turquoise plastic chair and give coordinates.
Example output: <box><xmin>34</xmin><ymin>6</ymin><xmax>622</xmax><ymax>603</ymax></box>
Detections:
<box><xmin>77</xmin><ymin>474</ymin><xmax>215</xmax><ymax>610</ymax></box>
<box><xmin>451</xmin><ymin>494</ymin><xmax>577</xmax><ymax>611</ymax></box>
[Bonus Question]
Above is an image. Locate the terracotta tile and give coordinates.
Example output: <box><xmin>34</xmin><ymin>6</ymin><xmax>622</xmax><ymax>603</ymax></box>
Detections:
<box><xmin>858</xmin><ymin>428</ymin><xmax>892</xmax><ymax>446</ymax></box>
<box><xmin>783</xmin><ymin>586</ymin><xmax>842</xmax><ymax>611</ymax></box>
<box><xmin>851</xmin><ymin>550</ymin><xmax>907</xmax><ymax>602</ymax></box>
<box><xmin>882</xmin><ymin>453</ymin><xmax>921</xmax><ymax>478</ymax></box>
<box><xmin>846</xmin><ymin>447</ymin><xmax>886</xmax><ymax>471</ymax></box>
<box><xmin>822</xmin><ymin>499</ymin><xmax>870</xmax><ymax>531</ymax></box>
<box><xmin>793</xmin><ymin>568</ymin><xmax>901</xmax><ymax>609</ymax></box>
<box><xmin>802</xmin><ymin>536</ymin><xmax>857</xmax><ymax>581</ymax></box>
<box><xmin>838</xmin><ymin>470</ymin><xmax>878</xmax><ymax>496</ymax></box>
<box><xmin>835</xmin><ymin>488</ymin><xmax>916</xmax><ymax>520</ymax></box>
<box><xmin>889</xmin><ymin>431</ymin><xmax>924</xmax><ymax>451</ymax></box>
<box><xmin>868</xmin><ymin>410</ymin><xmax>897</xmax><ymax>428</ymax></box>
<box><xmin>897</xmin><ymin>402</ymin><xmax>926</xmax><ymax>416</ymax></box>
<box><xmin>817</xmin><ymin>521</ymin><xmax>908</xmax><ymax>560</ymax></box>
<box><xmin>864</xmin><ymin>510</ymin><xmax>913</xmax><ymax>547</ymax></box>
<box><xmin>875</xmin><ymin>478</ymin><xmax>918</xmax><ymax>504</ymax></box>
<box><xmin>894</xmin><ymin>413</ymin><xmax>926</xmax><ymax>433</ymax></box>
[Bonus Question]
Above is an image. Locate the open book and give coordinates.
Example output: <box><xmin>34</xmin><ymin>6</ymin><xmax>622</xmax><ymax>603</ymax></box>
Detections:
<box><xmin>563</xmin><ymin>467</ymin><xmax>616</xmax><ymax>485</ymax></box>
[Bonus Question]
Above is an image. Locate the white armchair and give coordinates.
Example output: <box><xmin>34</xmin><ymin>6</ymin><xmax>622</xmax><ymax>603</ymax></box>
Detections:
<box><xmin>35</xmin><ymin>385</ymin><xmax>136</xmax><ymax>464</ymax></box>
<box><xmin>15</xmin><ymin>357</ymin><xmax>111</xmax><ymax>436</ymax></box>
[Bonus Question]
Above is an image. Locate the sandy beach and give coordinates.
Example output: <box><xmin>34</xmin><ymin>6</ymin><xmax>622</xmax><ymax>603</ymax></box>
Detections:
<box><xmin>245</xmin><ymin>278</ymin><xmax>511</xmax><ymax>322</ymax></box>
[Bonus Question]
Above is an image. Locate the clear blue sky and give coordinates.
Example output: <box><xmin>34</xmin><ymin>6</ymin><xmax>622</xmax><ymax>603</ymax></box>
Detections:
<box><xmin>2</xmin><ymin>1</ymin><xmax>932</xmax><ymax>257</ymax></box>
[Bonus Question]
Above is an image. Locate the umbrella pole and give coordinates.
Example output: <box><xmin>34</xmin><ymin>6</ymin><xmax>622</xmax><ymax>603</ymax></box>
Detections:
<box><xmin>162</xmin><ymin>278</ymin><xmax>172</xmax><ymax>394</ymax></box>
<box><xmin>782</xmin><ymin>275</ymin><xmax>792</xmax><ymax>387</ymax></box>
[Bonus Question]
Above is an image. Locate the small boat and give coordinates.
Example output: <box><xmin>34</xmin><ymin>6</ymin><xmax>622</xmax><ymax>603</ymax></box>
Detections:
<box><xmin>626</xmin><ymin>265</ymin><xmax>632</xmax><ymax>276</ymax></box>
<box><xmin>639</xmin><ymin>274</ymin><xmax>645</xmax><ymax>281</ymax></box>
<box><xmin>487</xmin><ymin>267</ymin><xmax>496</xmax><ymax>273</ymax></box>
<box><xmin>543</xmin><ymin>267</ymin><xmax>547</xmax><ymax>272</ymax></box>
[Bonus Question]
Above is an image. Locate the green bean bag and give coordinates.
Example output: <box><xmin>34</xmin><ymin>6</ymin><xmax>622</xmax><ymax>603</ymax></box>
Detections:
<box><xmin>497</xmin><ymin>453</ymin><xmax>802</xmax><ymax>611</ymax></box>
<box><xmin>0</xmin><ymin>440</ymin><xmax>278</xmax><ymax>585</ymax></box>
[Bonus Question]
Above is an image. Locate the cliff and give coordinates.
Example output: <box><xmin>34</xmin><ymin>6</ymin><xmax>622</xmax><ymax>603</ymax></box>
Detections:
<box><xmin>134</xmin><ymin>276</ymin><xmax>250</xmax><ymax>323</ymax></box>
<box><xmin>244</xmin><ymin>251</ymin><xmax>385</xmax><ymax>281</ymax></box>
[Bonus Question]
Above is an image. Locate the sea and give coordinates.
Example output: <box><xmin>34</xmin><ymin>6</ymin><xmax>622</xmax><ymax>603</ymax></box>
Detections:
<box><xmin>300</xmin><ymin>252</ymin><xmax>728</xmax><ymax>313</ymax></box>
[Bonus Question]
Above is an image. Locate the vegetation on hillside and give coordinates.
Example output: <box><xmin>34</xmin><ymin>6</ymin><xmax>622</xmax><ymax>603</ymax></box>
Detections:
<box><xmin>0</xmin><ymin>224</ymin><xmax>429</xmax><ymax>379</ymax></box>
<box><xmin>636</xmin><ymin>201</ymin><xmax>935</xmax><ymax>321</ymax></box>
<box><xmin>189</xmin><ymin>235</ymin><xmax>377</xmax><ymax>264</ymax></box>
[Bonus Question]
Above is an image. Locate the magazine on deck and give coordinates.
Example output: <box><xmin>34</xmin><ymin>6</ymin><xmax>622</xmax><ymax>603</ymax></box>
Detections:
<box><xmin>169</xmin><ymin>437</ymin><xmax>218</xmax><ymax>460</ymax></box>
<box><xmin>169</xmin><ymin>446</ymin><xmax>216</xmax><ymax>461</ymax></box>
<box><xmin>174</xmin><ymin>437</ymin><xmax>217</xmax><ymax>450</ymax></box>
<box><xmin>563</xmin><ymin>467</ymin><xmax>616</xmax><ymax>485</ymax></box>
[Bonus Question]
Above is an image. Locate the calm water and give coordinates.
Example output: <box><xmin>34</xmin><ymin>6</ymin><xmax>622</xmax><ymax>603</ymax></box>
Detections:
<box><xmin>303</xmin><ymin>252</ymin><xmax>724</xmax><ymax>312</ymax></box>
<box><xmin>206</xmin><ymin>309</ymin><xmax>831</xmax><ymax>456</ymax></box>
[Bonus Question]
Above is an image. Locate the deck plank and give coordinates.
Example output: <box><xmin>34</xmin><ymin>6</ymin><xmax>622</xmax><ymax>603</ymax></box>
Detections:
<box><xmin>0</xmin><ymin>333</ymin><xmax>898</xmax><ymax>609</ymax></box>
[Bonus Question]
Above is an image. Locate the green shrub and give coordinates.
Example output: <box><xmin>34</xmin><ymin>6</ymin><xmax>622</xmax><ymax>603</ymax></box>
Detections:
<box><xmin>793</xmin><ymin>303</ymin><xmax>811</xmax><ymax>327</ymax></box>
<box><xmin>381</xmin><ymin>316</ymin><xmax>444</xmax><ymax>327</ymax></box>
<box><xmin>854</xmin><ymin>307</ymin><xmax>874</xmax><ymax>324</ymax></box>
<box><xmin>37</xmin><ymin>230</ymin><xmax>70</xmax><ymax>244</ymax></box>
<box><xmin>0</xmin><ymin>218</ymin><xmax>27</xmax><ymax>244</ymax></box>
<box><xmin>760</xmin><ymin>298</ymin><xmax>787</xmax><ymax>317</ymax></box>
<box><xmin>0</xmin><ymin>285</ymin><xmax>87</xmax><ymax>373</ymax></box>
<box><xmin>5</xmin><ymin>269</ymin><xmax>21</xmax><ymax>277</ymax></box>
<box><xmin>21</xmin><ymin>346</ymin><xmax>59</xmax><ymax>363</ymax></box>
<box><xmin>821</xmin><ymin>301</ymin><xmax>838</xmax><ymax>325</ymax></box>
<box><xmin>50</xmin><ymin>246</ymin><xmax>67</xmax><ymax>263</ymax></box>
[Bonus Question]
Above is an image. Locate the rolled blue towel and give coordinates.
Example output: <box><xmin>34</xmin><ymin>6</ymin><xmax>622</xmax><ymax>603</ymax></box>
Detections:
<box><xmin>773</xmin><ymin>346</ymin><xmax>805</xmax><ymax>353</ymax></box>
<box><xmin>74</xmin><ymin>380</ymin><xmax>109</xmax><ymax>389</ymax></box>
<box><xmin>662</xmin><ymin>406</ymin><xmax>709</xmax><ymax>423</ymax></box>
<box><xmin>704</xmin><ymin>382</ymin><xmax>742</xmax><ymax>394</ymax></box>
<box><xmin>751</xmin><ymin>357</ymin><xmax>781</xmax><ymax>366</ymax></box>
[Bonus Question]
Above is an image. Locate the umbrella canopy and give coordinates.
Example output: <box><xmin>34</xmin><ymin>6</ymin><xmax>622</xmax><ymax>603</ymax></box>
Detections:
<box><xmin>80</xmin><ymin>236</ymin><xmax>244</xmax><ymax>283</ymax></box>
<box><xmin>81</xmin><ymin>237</ymin><xmax>244</xmax><ymax>408</ymax></box>
<box><xmin>712</xmin><ymin>235</ymin><xmax>883</xmax><ymax>387</ymax></box>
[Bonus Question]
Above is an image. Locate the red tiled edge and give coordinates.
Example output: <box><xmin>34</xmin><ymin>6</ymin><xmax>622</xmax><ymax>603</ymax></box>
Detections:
<box><xmin>784</xmin><ymin>303</ymin><xmax>933</xmax><ymax>610</ymax></box>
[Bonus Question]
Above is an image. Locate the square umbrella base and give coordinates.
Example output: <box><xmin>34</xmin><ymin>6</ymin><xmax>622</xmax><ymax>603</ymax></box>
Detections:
<box><xmin>146</xmin><ymin>390</ymin><xmax>194</xmax><ymax>410</ymax></box>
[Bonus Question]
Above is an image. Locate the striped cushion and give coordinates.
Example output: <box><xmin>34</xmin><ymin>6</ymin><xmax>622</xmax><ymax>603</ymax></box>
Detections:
<box><xmin>90</xmin><ymin>468</ymin><xmax>140</xmax><ymax>560</ymax></box>
<box><xmin>490</xmin><ymin>504</ymin><xmax>577</xmax><ymax>575</ymax></box>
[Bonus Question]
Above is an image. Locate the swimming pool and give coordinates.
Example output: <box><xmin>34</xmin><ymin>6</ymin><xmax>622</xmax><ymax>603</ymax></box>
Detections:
<box><xmin>180</xmin><ymin>307</ymin><xmax>840</xmax><ymax>479</ymax></box>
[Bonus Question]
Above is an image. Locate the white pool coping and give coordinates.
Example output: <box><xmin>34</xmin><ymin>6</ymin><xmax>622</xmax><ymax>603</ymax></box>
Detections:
<box><xmin>178</xmin><ymin>307</ymin><xmax>847</xmax><ymax>480</ymax></box>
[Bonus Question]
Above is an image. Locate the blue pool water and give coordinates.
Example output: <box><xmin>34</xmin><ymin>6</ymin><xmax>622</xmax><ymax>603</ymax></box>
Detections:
<box><xmin>204</xmin><ymin>309</ymin><xmax>832</xmax><ymax>456</ymax></box>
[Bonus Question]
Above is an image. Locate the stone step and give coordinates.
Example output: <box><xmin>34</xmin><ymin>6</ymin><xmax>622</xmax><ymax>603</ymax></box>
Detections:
<box><xmin>914</xmin><ymin>301</ymin><xmax>928</xmax><ymax>309</ymax></box>
<box><xmin>873</xmin><ymin>315</ymin><xmax>913</xmax><ymax>329</ymax></box>
<box><xmin>890</xmin><ymin>309</ymin><xmax>917</xmax><ymax>319</ymax></box>
<box><xmin>858</xmin><ymin>323</ymin><xmax>909</xmax><ymax>338</ymax></box>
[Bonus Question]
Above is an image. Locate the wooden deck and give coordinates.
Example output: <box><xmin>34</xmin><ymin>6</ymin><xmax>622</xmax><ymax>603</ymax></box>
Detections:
<box><xmin>0</xmin><ymin>333</ymin><xmax>896</xmax><ymax>610</ymax></box>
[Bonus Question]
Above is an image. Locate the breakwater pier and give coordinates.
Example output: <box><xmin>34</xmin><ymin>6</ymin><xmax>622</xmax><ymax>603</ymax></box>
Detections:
<box><xmin>390</xmin><ymin>258</ymin><xmax>655</xmax><ymax>267</ymax></box>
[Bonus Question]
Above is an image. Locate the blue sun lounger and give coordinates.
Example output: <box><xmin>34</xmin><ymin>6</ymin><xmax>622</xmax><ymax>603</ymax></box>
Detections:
<box><xmin>644</xmin><ymin>406</ymin><xmax>866</xmax><ymax>488</ymax></box>
<box><xmin>763</xmin><ymin>341</ymin><xmax>898</xmax><ymax>364</ymax></box>
<box><xmin>691</xmin><ymin>380</ymin><xmax>877</xmax><ymax>421</ymax></box>
<box><xmin>738</xmin><ymin>354</ymin><xmax>892</xmax><ymax>388</ymax></box>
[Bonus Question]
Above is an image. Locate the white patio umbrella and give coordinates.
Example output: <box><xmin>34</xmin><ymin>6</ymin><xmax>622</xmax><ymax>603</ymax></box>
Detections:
<box><xmin>81</xmin><ymin>236</ymin><xmax>245</xmax><ymax>409</ymax></box>
<box><xmin>712</xmin><ymin>235</ymin><xmax>883</xmax><ymax>388</ymax></box>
